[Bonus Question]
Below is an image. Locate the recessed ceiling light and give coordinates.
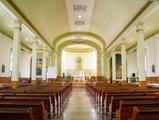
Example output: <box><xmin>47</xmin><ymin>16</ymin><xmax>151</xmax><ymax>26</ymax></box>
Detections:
<box><xmin>146</xmin><ymin>26</ymin><xmax>150</xmax><ymax>30</ymax></box>
<box><xmin>8</xmin><ymin>25</ymin><xmax>12</xmax><ymax>28</ymax></box>
<box><xmin>129</xmin><ymin>39</ymin><xmax>134</xmax><ymax>42</ymax></box>
<box><xmin>25</xmin><ymin>38</ymin><xmax>29</xmax><ymax>41</ymax></box>
<box><xmin>78</xmin><ymin>27</ymin><xmax>81</xmax><ymax>30</ymax></box>
<box><xmin>78</xmin><ymin>15</ymin><xmax>82</xmax><ymax>18</ymax></box>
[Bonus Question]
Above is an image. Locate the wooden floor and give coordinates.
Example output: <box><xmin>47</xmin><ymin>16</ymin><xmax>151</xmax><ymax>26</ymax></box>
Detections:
<box><xmin>60</xmin><ymin>88</ymin><xmax>102</xmax><ymax>120</ymax></box>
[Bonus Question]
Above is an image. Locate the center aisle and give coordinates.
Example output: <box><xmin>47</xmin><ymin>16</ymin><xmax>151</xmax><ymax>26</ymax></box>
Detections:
<box><xmin>61</xmin><ymin>88</ymin><xmax>102</xmax><ymax>120</ymax></box>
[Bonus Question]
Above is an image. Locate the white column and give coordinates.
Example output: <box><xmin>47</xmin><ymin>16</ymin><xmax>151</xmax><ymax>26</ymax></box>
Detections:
<box><xmin>121</xmin><ymin>42</ymin><xmax>127</xmax><ymax>80</ymax></box>
<box><xmin>57</xmin><ymin>51</ymin><xmax>62</xmax><ymax>76</ymax></box>
<box><xmin>103</xmin><ymin>49</ymin><xmax>107</xmax><ymax>78</ymax></box>
<box><xmin>11</xmin><ymin>20</ymin><xmax>22</xmax><ymax>81</ymax></box>
<box><xmin>31</xmin><ymin>38</ymin><xmax>37</xmax><ymax>81</ymax></box>
<box><xmin>106</xmin><ymin>53</ymin><xmax>110</xmax><ymax>80</ymax></box>
<box><xmin>97</xmin><ymin>51</ymin><xmax>102</xmax><ymax>76</ymax></box>
<box><xmin>101</xmin><ymin>54</ymin><xmax>104</xmax><ymax>76</ymax></box>
<box><xmin>136</xmin><ymin>22</ymin><xmax>145</xmax><ymax>81</ymax></box>
<box><xmin>48</xmin><ymin>51</ymin><xmax>53</xmax><ymax>66</ymax></box>
<box><xmin>42</xmin><ymin>48</ymin><xmax>47</xmax><ymax>80</ymax></box>
<box><xmin>112</xmin><ymin>50</ymin><xmax>116</xmax><ymax>80</ymax></box>
<box><xmin>52</xmin><ymin>49</ymin><xmax>56</xmax><ymax>66</ymax></box>
<box><xmin>96</xmin><ymin>51</ymin><xmax>100</xmax><ymax>76</ymax></box>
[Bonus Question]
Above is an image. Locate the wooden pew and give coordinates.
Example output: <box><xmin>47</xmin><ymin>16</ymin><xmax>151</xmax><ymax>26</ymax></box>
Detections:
<box><xmin>0</xmin><ymin>96</ymin><xmax>51</xmax><ymax>113</ymax></box>
<box><xmin>104</xmin><ymin>91</ymin><xmax>145</xmax><ymax>113</ymax></box>
<box><xmin>12</xmin><ymin>93</ymin><xmax>56</xmax><ymax>115</ymax></box>
<box><xmin>116</xmin><ymin>100</ymin><xmax>159</xmax><ymax>120</ymax></box>
<box><xmin>0</xmin><ymin>107</ymin><xmax>33</xmax><ymax>120</ymax></box>
<box><xmin>86</xmin><ymin>81</ymin><xmax>159</xmax><ymax>120</ymax></box>
<box><xmin>0</xmin><ymin>101</ymin><xmax>46</xmax><ymax>120</ymax></box>
<box><xmin>131</xmin><ymin>106</ymin><xmax>159</xmax><ymax>120</ymax></box>
<box><xmin>0</xmin><ymin>83</ymin><xmax>72</xmax><ymax>114</ymax></box>
<box><xmin>109</xmin><ymin>95</ymin><xmax>159</xmax><ymax>120</ymax></box>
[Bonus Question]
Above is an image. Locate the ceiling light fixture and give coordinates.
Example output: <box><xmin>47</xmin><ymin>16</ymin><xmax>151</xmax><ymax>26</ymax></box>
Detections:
<box><xmin>78</xmin><ymin>15</ymin><xmax>82</xmax><ymax>18</ymax></box>
<box><xmin>8</xmin><ymin>25</ymin><xmax>12</xmax><ymax>29</ymax></box>
<box><xmin>78</xmin><ymin>27</ymin><xmax>81</xmax><ymax>30</ymax></box>
<box><xmin>129</xmin><ymin>39</ymin><xmax>134</xmax><ymax>42</ymax></box>
<box><xmin>146</xmin><ymin>26</ymin><xmax>150</xmax><ymax>30</ymax></box>
<box><xmin>25</xmin><ymin>38</ymin><xmax>29</xmax><ymax>41</ymax></box>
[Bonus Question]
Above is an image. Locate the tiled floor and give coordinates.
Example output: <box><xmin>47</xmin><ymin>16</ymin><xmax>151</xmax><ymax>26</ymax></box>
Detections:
<box><xmin>61</xmin><ymin>88</ymin><xmax>102</xmax><ymax>120</ymax></box>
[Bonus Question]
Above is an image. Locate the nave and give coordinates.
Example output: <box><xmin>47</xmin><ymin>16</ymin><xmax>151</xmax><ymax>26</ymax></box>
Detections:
<box><xmin>1</xmin><ymin>0</ymin><xmax>159</xmax><ymax>120</ymax></box>
<box><xmin>61</xmin><ymin>88</ymin><xmax>102</xmax><ymax>120</ymax></box>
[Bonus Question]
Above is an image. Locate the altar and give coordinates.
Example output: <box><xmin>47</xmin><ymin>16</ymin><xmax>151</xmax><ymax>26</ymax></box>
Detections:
<box><xmin>73</xmin><ymin>70</ymin><xmax>85</xmax><ymax>81</ymax></box>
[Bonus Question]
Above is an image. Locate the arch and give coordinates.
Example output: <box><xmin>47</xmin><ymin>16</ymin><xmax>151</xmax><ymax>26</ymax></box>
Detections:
<box><xmin>55</xmin><ymin>39</ymin><xmax>103</xmax><ymax>76</ymax></box>
<box><xmin>53</xmin><ymin>32</ymin><xmax>106</xmax><ymax>50</ymax></box>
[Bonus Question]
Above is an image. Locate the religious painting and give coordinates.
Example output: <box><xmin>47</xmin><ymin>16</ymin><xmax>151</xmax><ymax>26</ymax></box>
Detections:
<box><xmin>116</xmin><ymin>54</ymin><xmax>122</xmax><ymax>79</ymax></box>
<box><xmin>36</xmin><ymin>58</ymin><xmax>42</xmax><ymax>75</ymax></box>
<box><xmin>152</xmin><ymin>64</ymin><xmax>155</xmax><ymax>73</ymax></box>
<box><xmin>1</xmin><ymin>64</ymin><xmax>5</xmax><ymax>73</ymax></box>
<box><xmin>76</xmin><ymin>56</ymin><xmax>82</xmax><ymax>70</ymax></box>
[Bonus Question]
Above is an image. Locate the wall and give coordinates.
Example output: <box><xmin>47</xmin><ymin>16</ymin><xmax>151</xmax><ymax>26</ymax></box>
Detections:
<box><xmin>0</xmin><ymin>33</ymin><xmax>12</xmax><ymax>77</ymax></box>
<box><xmin>20</xmin><ymin>50</ymin><xmax>31</xmax><ymax>78</ymax></box>
<box><xmin>145</xmin><ymin>33</ymin><xmax>159</xmax><ymax>77</ymax></box>
<box><xmin>0</xmin><ymin>32</ymin><xmax>31</xmax><ymax>79</ymax></box>
<box><xmin>127</xmin><ymin>51</ymin><xmax>137</xmax><ymax>77</ymax></box>
<box><xmin>62</xmin><ymin>50</ymin><xmax>97</xmax><ymax>76</ymax></box>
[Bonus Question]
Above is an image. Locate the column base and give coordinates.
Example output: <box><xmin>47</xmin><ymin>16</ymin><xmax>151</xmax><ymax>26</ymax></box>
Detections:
<box><xmin>31</xmin><ymin>80</ymin><xmax>36</xmax><ymax>86</ymax></box>
<box><xmin>139</xmin><ymin>81</ymin><xmax>146</xmax><ymax>88</ymax></box>
<box><xmin>121</xmin><ymin>80</ymin><xmax>127</xmax><ymax>84</ymax></box>
<box><xmin>41</xmin><ymin>80</ymin><xmax>46</xmax><ymax>85</ymax></box>
<box><xmin>112</xmin><ymin>80</ymin><xmax>121</xmax><ymax>84</ymax></box>
<box><xmin>11</xmin><ymin>81</ymin><xmax>19</xmax><ymax>89</ymax></box>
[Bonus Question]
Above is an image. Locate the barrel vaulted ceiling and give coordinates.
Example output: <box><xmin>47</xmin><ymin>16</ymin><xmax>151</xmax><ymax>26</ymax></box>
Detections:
<box><xmin>1</xmin><ymin>0</ymin><xmax>159</xmax><ymax>50</ymax></box>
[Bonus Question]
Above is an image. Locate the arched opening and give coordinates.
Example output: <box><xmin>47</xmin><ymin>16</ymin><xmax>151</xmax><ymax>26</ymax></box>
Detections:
<box><xmin>55</xmin><ymin>40</ymin><xmax>102</xmax><ymax>76</ymax></box>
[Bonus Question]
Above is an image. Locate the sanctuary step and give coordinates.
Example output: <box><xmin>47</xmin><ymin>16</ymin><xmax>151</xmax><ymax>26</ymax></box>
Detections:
<box><xmin>72</xmin><ymin>81</ymin><xmax>86</xmax><ymax>88</ymax></box>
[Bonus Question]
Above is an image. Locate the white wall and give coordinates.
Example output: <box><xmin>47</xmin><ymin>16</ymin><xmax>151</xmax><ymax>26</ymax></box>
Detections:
<box><xmin>145</xmin><ymin>33</ymin><xmax>159</xmax><ymax>76</ymax></box>
<box><xmin>127</xmin><ymin>33</ymin><xmax>159</xmax><ymax>78</ymax></box>
<box><xmin>20</xmin><ymin>50</ymin><xmax>31</xmax><ymax>78</ymax></box>
<box><xmin>62</xmin><ymin>50</ymin><xmax>97</xmax><ymax>76</ymax></box>
<box><xmin>62</xmin><ymin>50</ymin><xmax>96</xmax><ymax>70</ymax></box>
<box><xmin>0</xmin><ymin>32</ymin><xmax>31</xmax><ymax>78</ymax></box>
<box><xmin>0</xmin><ymin>33</ymin><xmax>12</xmax><ymax>77</ymax></box>
<box><xmin>127</xmin><ymin>51</ymin><xmax>137</xmax><ymax>77</ymax></box>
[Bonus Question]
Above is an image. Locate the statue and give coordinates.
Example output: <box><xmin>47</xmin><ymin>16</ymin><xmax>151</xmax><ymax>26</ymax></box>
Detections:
<box><xmin>76</xmin><ymin>57</ymin><xmax>82</xmax><ymax>70</ymax></box>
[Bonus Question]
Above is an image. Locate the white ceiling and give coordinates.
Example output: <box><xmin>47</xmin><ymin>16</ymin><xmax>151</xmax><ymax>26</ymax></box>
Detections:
<box><xmin>0</xmin><ymin>2</ymin><xmax>45</xmax><ymax>50</ymax></box>
<box><xmin>1</xmin><ymin>0</ymin><xmax>159</xmax><ymax>51</ymax></box>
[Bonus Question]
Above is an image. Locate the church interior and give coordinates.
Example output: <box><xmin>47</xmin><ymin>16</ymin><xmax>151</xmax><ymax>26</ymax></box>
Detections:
<box><xmin>1</xmin><ymin>0</ymin><xmax>159</xmax><ymax>120</ymax></box>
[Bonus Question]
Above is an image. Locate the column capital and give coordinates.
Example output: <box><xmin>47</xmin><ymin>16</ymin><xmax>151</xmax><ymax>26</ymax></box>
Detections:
<box><xmin>121</xmin><ymin>38</ymin><xmax>126</xmax><ymax>45</ymax></box>
<box><xmin>112</xmin><ymin>48</ymin><xmax>116</xmax><ymax>52</ymax></box>
<box><xmin>43</xmin><ymin>47</ymin><xmax>47</xmax><ymax>51</ymax></box>
<box><xmin>106</xmin><ymin>52</ymin><xmax>110</xmax><ymax>57</ymax></box>
<box><xmin>14</xmin><ymin>20</ymin><xmax>22</xmax><ymax>30</ymax></box>
<box><xmin>121</xmin><ymin>43</ymin><xmax>126</xmax><ymax>49</ymax></box>
<box><xmin>32</xmin><ymin>37</ymin><xmax>38</xmax><ymax>44</ymax></box>
<box><xmin>136</xmin><ymin>22</ymin><xmax>144</xmax><ymax>32</ymax></box>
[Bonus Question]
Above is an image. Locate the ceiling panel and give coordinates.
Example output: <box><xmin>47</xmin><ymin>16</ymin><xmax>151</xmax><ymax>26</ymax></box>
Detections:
<box><xmin>65</xmin><ymin>0</ymin><xmax>95</xmax><ymax>32</ymax></box>
<box><xmin>13</xmin><ymin>0</ymin><xmax>69</xmax><ymax>46</ymax></box>
<box><xmin>90</xmin><ymin>0</ymin><xmax>146</xmax><ymax>45</ymax></box>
